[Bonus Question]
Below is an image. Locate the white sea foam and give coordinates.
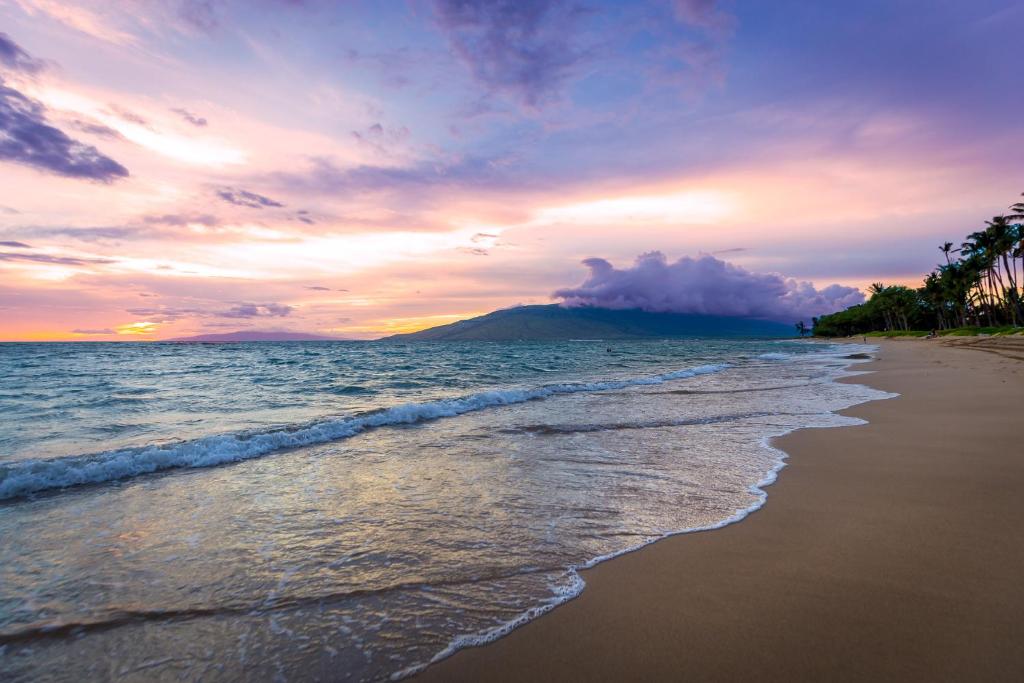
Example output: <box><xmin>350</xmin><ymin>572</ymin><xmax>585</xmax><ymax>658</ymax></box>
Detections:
<box><xmin>0</xmin><ymin>364</ymin><xmax>728</xmax><ymax>501</ymax></box>
<box><xmin>404</xmin><ymin>348</ymin><xmax>895</xmax><ymax>680</ymax></box>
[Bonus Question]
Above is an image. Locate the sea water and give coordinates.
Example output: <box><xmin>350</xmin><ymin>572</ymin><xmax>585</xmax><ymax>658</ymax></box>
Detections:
<box><xmin>0</xmin><ymin>339</ymin><xmax>892</xmax><ymax>681</ymax></box>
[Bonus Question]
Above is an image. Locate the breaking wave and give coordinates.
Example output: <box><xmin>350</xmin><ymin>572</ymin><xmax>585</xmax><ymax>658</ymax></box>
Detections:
<box><xmin>0</xmin><ymin>364</ymin><xmax>727</xmax><ymax>501</ymax></box>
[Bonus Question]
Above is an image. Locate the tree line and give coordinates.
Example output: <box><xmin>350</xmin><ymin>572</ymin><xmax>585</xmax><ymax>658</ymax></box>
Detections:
<box><xmin>812</xmin><ymin>193</ymin><xmax>1024</xmax><ymax>337</ymax></box>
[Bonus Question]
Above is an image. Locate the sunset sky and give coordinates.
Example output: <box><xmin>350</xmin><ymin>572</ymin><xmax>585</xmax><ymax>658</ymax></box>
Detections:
<box><xmin>1</xmin><ymin>0</ymin><xmax>1021</xmax><ymax>340</ymax></box>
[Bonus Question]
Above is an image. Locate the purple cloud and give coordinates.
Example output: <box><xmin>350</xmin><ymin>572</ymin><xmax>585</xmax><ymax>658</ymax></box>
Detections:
<box><xmin>343</xmin><ymin>47</ymin><xmax>416</xmax><ymax>88</ymax></box>
<box><xmin>671</xmin><ymin>0</ymin><xmax>733</xmax><ymax>33</ymax></box>
<box><xmin>22</xmin><ymin>226</ymin><xmax>147</xmax><ymax>242</ymax></box>
<box><xmin>72</xmin><ymin>328</ymin><xmax>115</xmax><ymax>335</ymax></box>
<box><xmin>125</xmin><ymin>306</ymin><xmax>206</xmax><ymax>321</ymax></box>
<box><xmin>271</xmin><ymin>153</ymin><xmax>516</xmax><ymax>200</ymax></box>
<box><xmin>171</xmin><ymin>107</ymin><xmax>208</xmax><ymax>127</ymax></box>
<box><xmin>430</xmin><ymin>0</ymin><xmax>589</xmax><ymax>107</ymax></box>
<box><xmin>67</xmin><ymin>120</ymin><xmax>123</xmax><ymax>140</ymax></box>
<box><xmin>0</xmin><ymin>240</ymin><xmax>31</xmax><ymax>248</ymax></box>
<box><xmin>0</xmin><ymin>251</ymin><xmax>115</xmax><ymax>266</ymax></box>
<box><xmin>553</xmin><ymin>252</ymin><xmax>864</xmax><ymax>321</ymax></box>
<box><xmin>0</xmin><ymin>79</ymin><xmax>129</xmax><ymax>182</ymax></box>
<box><xmin>216</xmin><ymin>187</ymin><xmax>285</xmax><ymax>208</ymax></box>
<box><xmin>109</xmin><ymin>105</ymin><xmax>148</xmax><ymax>126</ymax></box>
<box><xmin>219</xmin><ymin>302</ymin><xmax>293</xmax><ymax>318</ymax></box>
<box><xmin>0</xmin><ymin>32</ymin><xmax>44</xmax><ymax>74</ymax></box>
<box><xmin>143</xmin><ymin>213</ymin><xmax>220</xmax><ymax>226</ymax></box>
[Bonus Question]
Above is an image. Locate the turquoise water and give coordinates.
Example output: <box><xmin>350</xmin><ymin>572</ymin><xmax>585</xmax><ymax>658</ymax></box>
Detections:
<box><xmin>0</xmin><ymin>339</ymin><xmax>890</xmax><ymax>681</ymax></box>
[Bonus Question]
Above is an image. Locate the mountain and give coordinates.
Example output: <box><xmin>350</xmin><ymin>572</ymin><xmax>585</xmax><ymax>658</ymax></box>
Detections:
<box><xmin>381</xmin><ymin>305</ymin><xmax>794</xmax><ymax>341</ymax></box>
<box><xmin>165</xmin><ymin>330</ymin><xmax>341</xmax><ymax>342</ymax></box>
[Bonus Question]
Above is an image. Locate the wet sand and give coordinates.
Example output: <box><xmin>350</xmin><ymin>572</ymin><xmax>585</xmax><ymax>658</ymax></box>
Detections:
<box><xmin>417</xmin><ymin>337</ymin><xmax>1024</xmax><ymax>681</ymax></box>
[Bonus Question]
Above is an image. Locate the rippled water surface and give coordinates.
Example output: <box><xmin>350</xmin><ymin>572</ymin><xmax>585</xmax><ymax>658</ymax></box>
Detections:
<box><xmin>0</xmin><ymin>339</ymin><xmax>891</xmax><ymax>681</ymax></box>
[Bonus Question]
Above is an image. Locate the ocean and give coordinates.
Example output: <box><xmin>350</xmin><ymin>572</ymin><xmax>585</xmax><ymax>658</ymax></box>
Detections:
<box><xmin>0</xmin><ymin>339</ymin><xmax>892</xmax><ymax>681</ymax></box>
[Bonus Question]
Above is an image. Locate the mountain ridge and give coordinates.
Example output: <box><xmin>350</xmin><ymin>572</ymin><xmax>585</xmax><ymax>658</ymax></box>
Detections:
<box><xmin>382</xmin><ymin>305</ymin><xmax>794</xmax><ymax>341</ymax></box>
<box><xmin>165</xmin><ymin>331</ymin><xmax>342</xmax><ymax>342</ymax></box>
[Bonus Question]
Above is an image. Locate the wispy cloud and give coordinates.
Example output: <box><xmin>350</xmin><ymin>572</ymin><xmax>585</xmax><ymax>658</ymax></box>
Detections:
<box><xmin>143</xmin><ymin>213</ymin><xmax>220</xmax><ymax>227</ymax></box>
<box><xmin>429</xmin><ymin>0</ymin><xmax>590</xmax><ymax>107</ymax></box>
<box><xmin>12</xmin><ymin>0</ymin><xmax>138</xmax><ymax>45</ymax></box>
<box><xmin>71</xmin><ymin>327</ymin><xmax>115</xmax><ymax>334</ymax></box>
<box><xmin>19</xmin><ymin>226</ymin><xmax>146</xmax><ymax>242</ymax></box>
<box><xmin>171</xmin><ymin>107</ymin><xmax>208</xmax><ymax>127</ymax></box>
<box><xmin>216</xmin><ymin>187</ymin><xmax>285</xmax><ymax>208</ymax></box>
<box><xmin>671</xmin><ymin>0</ymin><xmax>734</xmax><ymax>34</ymax></box>
<box><xmin>0</xmin><ymin>32</ymin><xmax>45</xmax><ymax>74</ymax></box>
<box><xmin>67</xmin><ymin>119</ymin><xmax>123</xmax><ymax>139</ymax></box>
<box><xmin>271</xmin><ymin>153</ymin><xmax>516</xmax><ymax>199</ymax></box>
<box><xmin>219</xmin><ymin>302</ymin><xmax>293</xmax><ymax>318</ymax></box>
<box><xmin>0</xmin><ymin>250</ymin><xmax>115</xmax><ymax>266</ymax></box>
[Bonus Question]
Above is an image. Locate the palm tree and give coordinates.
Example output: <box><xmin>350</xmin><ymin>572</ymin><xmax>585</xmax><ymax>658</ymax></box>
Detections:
<box><xmin>939</xmin><ymin>241</ymin><xmax>957</xmax><ymax>265</ymax></box>
<box><xmin>1007</xmin><ymin>196</ymin><xmax>1024</xmax><ymax>300</ymax></box>
<box><xmin>795</xmin><ymin>321</ymin><xmax>808</xmax><ymax>337</ymax></box>
<box><xmin>1009</xmin><ymin>193</ymin><xmax>1024</xmax><ymax>221</ymax></box>
<box><xmin>962</xmin><ymin>231</ymin><xmax>1001</xmax><ymax>325</ymax></box>
<box><xmin>810</xmin><ymin>191</ymin><xmax>1024</xmax><ymax>335</ymax></box>
<box><xmin>867</xmin><ymin>283</ymin><xmax>892</xmax><ymax>329</ymax></box>
<box><xmin>987</xmin><ymin>216</ymin><xmax>1022</xmax><ymax>324</ymax></box>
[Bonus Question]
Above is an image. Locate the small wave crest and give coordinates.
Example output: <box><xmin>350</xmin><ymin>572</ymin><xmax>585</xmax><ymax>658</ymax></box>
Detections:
<box><xmin>0</xmin><ymin>364</ymin><xmax>727</xmax><ymax>501</ymax></box>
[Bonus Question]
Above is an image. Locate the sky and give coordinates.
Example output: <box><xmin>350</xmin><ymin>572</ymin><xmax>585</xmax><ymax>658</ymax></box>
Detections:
<box><xmin>1</xmin><ymin>0</ymin><xmax>1022</xmax><ymax>341</ymax></box>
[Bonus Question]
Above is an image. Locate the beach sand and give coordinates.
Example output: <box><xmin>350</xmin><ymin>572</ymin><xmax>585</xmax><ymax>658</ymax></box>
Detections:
<box><xmin>417</xmin><ymin>337</ymin><xmax>1024</xmax><ymax>682</ymax></box>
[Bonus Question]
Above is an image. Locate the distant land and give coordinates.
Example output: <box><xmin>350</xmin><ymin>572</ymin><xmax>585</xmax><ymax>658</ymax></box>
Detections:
<box><xmin>165</xmin><ymin>331</ymin><xmax>341</xmax><ymax>342</ymax></box>
<box><xmin>382</xmin><ymin>305</ymin><xmax>794</xmax><ymax>341</ymax></box>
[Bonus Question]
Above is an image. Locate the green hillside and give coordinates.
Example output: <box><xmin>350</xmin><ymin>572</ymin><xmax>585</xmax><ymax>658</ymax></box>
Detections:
<box><xmin>382</xmin><ymin>305</ymin><xmax>793</xmax><ymax>341</ymax></box>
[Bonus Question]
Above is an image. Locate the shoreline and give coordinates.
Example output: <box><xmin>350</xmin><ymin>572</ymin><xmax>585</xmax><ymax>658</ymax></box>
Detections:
<box><xmin>405</xmin><ymin>345</ymin><xmax>886</xmax><ymax>679</ymax></box>
<box><xmin>416</xmin><ymin>338</ymin><xmax>1024</xmax><ymax>681</ymax></box>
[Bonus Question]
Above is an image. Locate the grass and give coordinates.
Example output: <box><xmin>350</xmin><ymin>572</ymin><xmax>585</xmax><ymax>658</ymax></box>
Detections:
<box><xmin>939</xmin><ymin>326</ymin><xmax>1021</xmax><ymax>336</ymax></box>
<box><xmin>863</xmin><ymin>330</ymin><xmax>929</xmax><ymax>337</ymax></box>
<box><xmin>859</xmin><ymin>326</ymin><xmax>1022</xmax><ymax>338</ymax></box>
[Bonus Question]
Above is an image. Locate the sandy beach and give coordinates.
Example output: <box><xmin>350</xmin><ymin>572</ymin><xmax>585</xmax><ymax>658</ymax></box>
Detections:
<box><xmin>418</xmin><ymin>337</ymin><xmax>1024</xmax><ymax>681</ymax></box>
